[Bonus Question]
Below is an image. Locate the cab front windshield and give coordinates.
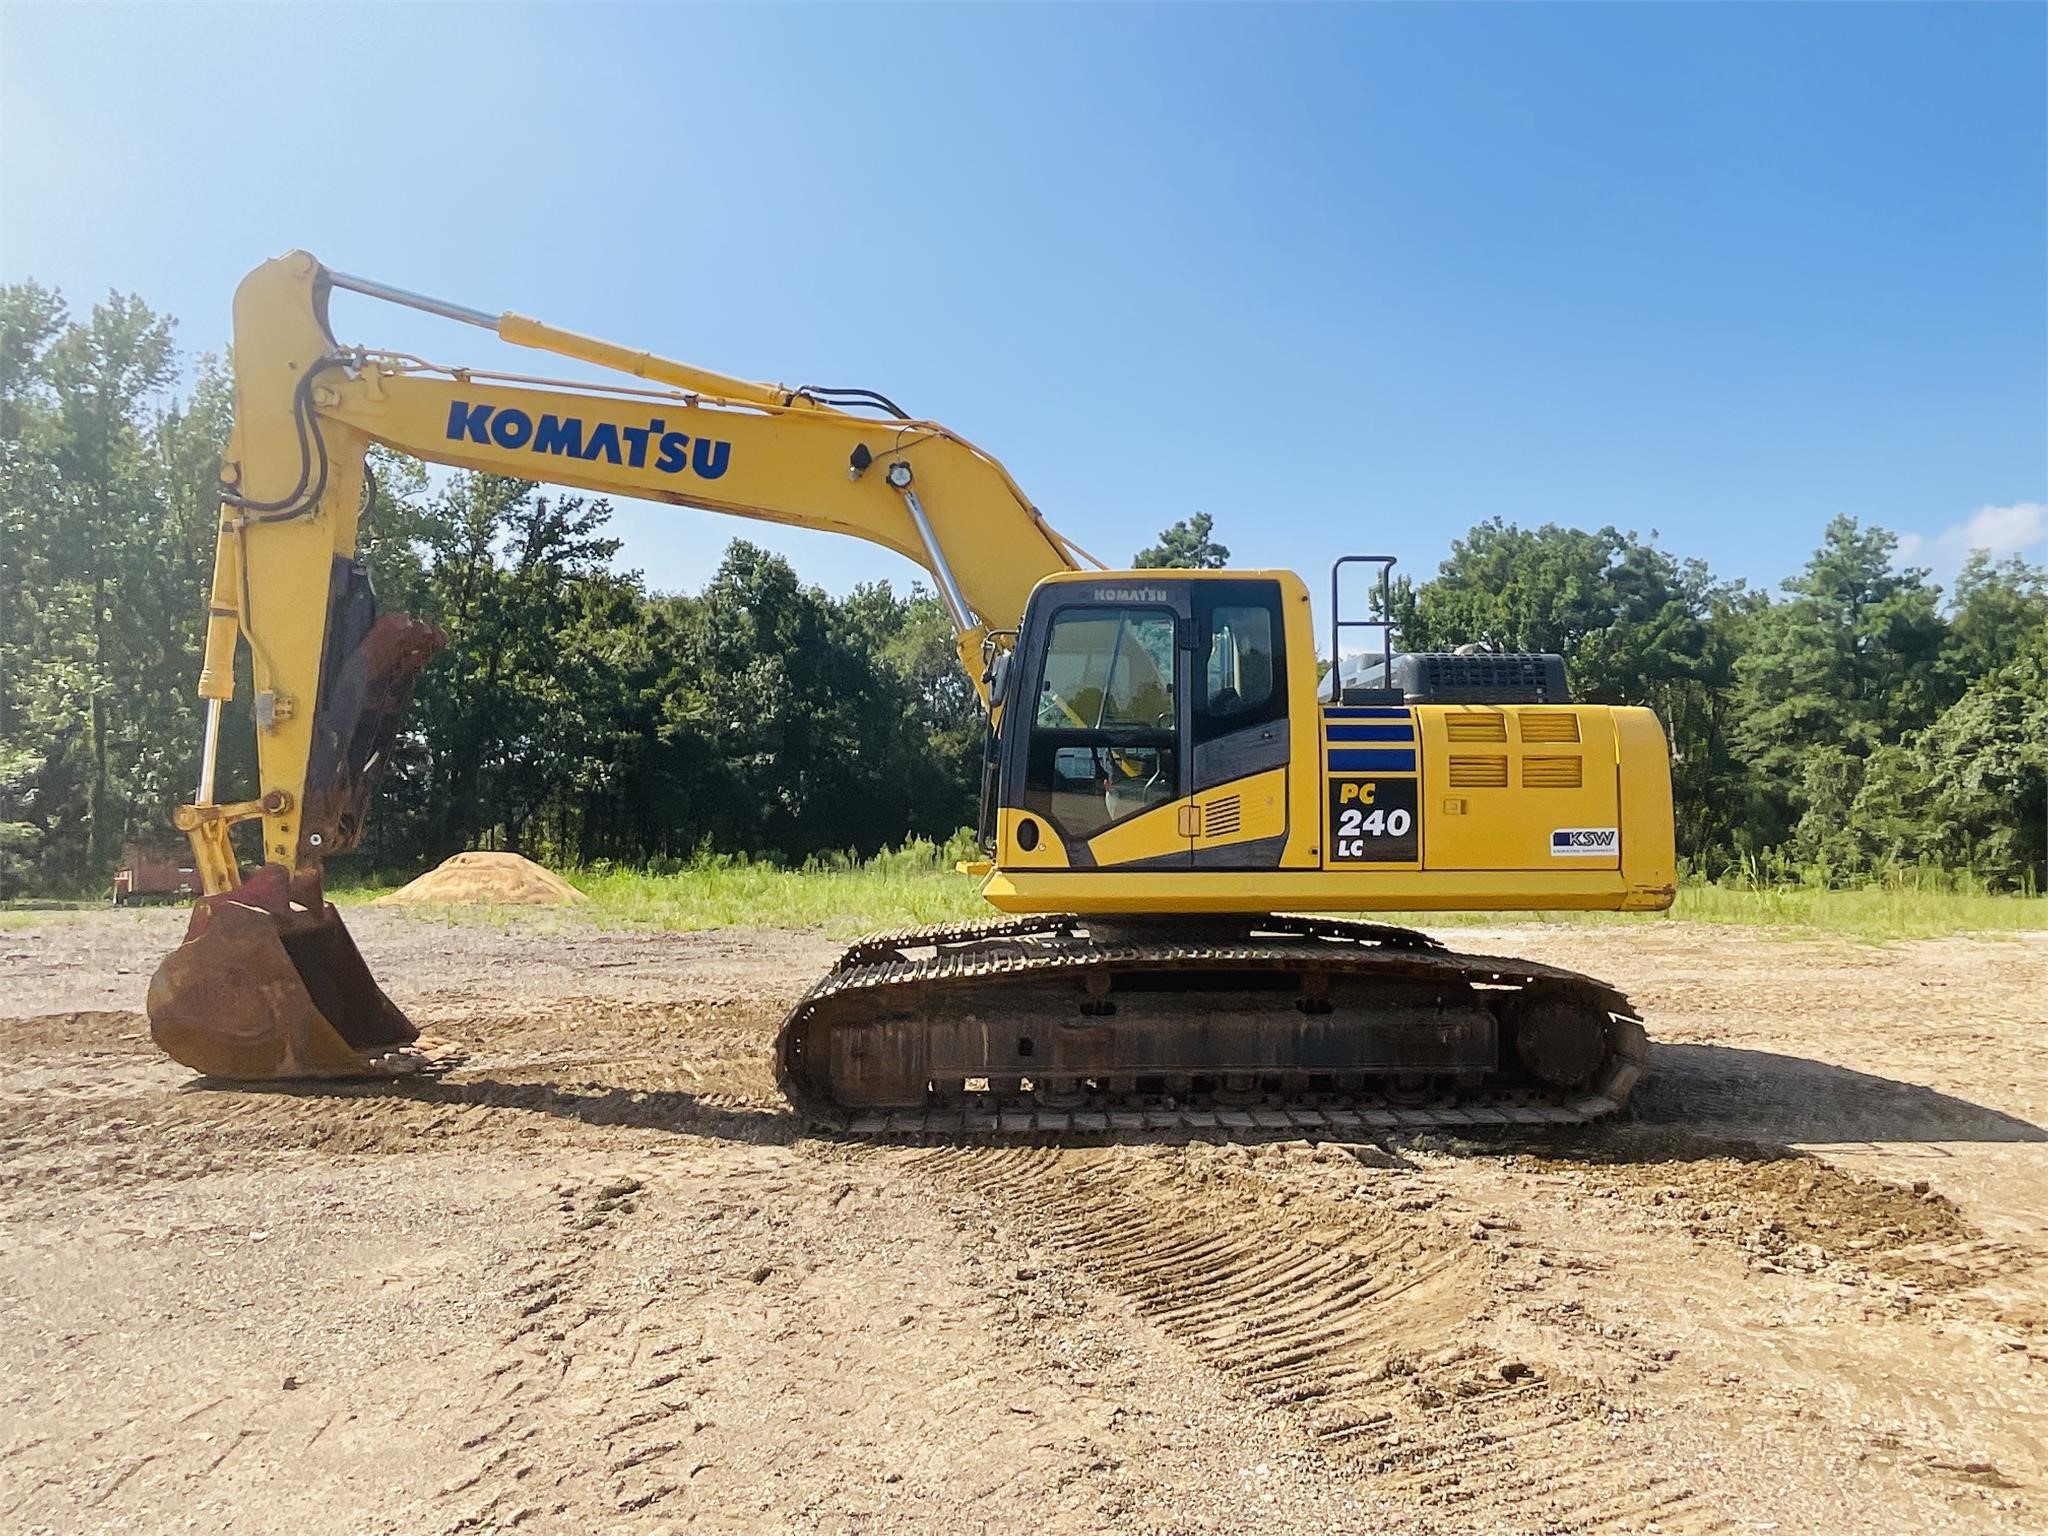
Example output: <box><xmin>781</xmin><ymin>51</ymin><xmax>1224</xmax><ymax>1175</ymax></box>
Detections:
<box><xmin>1026</xmin><ymin>607</ymin><xmax>1179</xmax><ymax>841</ymax></box>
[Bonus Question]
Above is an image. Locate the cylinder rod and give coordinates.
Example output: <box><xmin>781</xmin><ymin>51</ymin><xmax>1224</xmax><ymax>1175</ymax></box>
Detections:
<box><xmin>899</xmin><ymin>486</ymin><xmax>974</xmax><ymax>634</ymax></box>
<box><xmin>325</xmin><ymin>268</ymin><xmax>498</xmax><ymax>330</ymax></box>
<box><xmin>196</xmin><ymin>698</ymin><xmax>223</xmax><ymax>804</ymax></box>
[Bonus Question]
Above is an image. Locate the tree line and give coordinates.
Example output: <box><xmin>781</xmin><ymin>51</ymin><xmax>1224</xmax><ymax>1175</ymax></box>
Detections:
<box><xmin>1</xmin><ymin>283</ymin><xmax>2041</xmax><ymax>895</ymax></box>
<box><xmin>1388</xmin><ymin>519</ymin><xmax>2045</xmax><ymax>888</ymax></box>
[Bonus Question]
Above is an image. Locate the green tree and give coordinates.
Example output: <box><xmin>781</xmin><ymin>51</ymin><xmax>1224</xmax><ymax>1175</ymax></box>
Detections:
<box><xmin>0</xmin><ymin>282</ymin><xmax>71</xmax><ymax>891</ymax></box>
<box><xmin>352</xmin><ymin>484</ymin><xmax>985</xmax><ymax>875</ymax></box>
<box><xmin>1944</xmin><ymin>550</ymin><xmax>2048</xmax><ymax>685</ymax></box>
<box><xmin>1388</xmin><ymin>520</ymin><xmax>1634</xmax><ymax>663</ymax></box>
<box><xmin>0</xmin><ymin>283</ymin><xmax>205</xmax><ymax>890</ymax></box>
<box><xmin>655</xmin><ymin>543</ymin><xmax>957</xmax><ymax>860</ymax></box>
<box><xmin>46</xmin><ymin>295</ymin><xmax>179</xmax><ymax>871</ymax></box>
<box><xmin>1837</xmin><ymin>619</ymin><xmax>2047</xmax><ymax>888</ymax></box>
<box><xmin>847</xmin><ymin>582</ymin><xmax>984</xmax><ymax>836</ymax></box>
<box><xmin>1134</xmin><ymin>512</ymin><xmax>1230</xmax><ymax>569</ymax></box>
<box><xmin>393</xmin><ymin>475</ymin><xmax>625</xmax><ymax>857</ymax></box>
<box><xmin>1735</xmin><ymin>516</ymin><xmax>1948</xmax><ymax>852</ymax></box>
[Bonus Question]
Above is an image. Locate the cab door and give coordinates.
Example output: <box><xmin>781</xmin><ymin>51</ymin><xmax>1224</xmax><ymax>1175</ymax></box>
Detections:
<box><xmin>1187</xmin><ymin>579</ymin><xmax>1290</xmax><ymax>867</ymax></box>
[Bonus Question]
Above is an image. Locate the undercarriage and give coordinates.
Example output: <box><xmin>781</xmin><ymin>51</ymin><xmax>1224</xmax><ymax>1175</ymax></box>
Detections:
<box><xmin>774</xmin><ymin>915</ymin><xmax>1649</xmax><ymax>1134</ymax></box>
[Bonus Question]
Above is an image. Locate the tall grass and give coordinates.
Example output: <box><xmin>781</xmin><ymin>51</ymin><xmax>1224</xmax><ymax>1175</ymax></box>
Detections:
<box><xmin>331</xmin><ymin>833</ymin><xmax>989</xmax><ymax>938</ymax></box>
<box><xmin>564</xmin><ymin>836</ymin><xmax>990</xmax><ymax>936</ymax></box>
<box><xmin>1384</xmin><ymin>877</ymin><xmax>2041</xmax><ymax>942</ymax></box>
<box><xmin>331</xmin><ymin>836</ymin><xmax>2044</xmax><ymax>943</ymax></box>
<box><xmin>1665</xmin><ymin>866</ymin><xmax>2042</xmax><ymax>941</ymax></box>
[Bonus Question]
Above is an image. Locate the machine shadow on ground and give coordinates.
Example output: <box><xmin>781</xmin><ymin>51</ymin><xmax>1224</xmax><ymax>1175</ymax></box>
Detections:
<box><xmin>184</xmin><ymin>1039</ymin><xmax>2045</xmax><ymax>1161</ymax></box>
<box><xmin>184</xmin><ymin>1073</ymin><xmax>806</xmax><ymax>1143</ymax></box>
<box><xmin>1631</xmin><ymin>1042</ymin><xmax>2047</xmax><ymax>1144</ymax></box>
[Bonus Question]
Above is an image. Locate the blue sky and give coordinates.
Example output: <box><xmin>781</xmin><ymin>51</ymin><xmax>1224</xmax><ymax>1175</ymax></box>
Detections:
<box><xmin>4</xmin><ymin>3</ymin><xmax>2042</xmax><ymax>620</ymax></box>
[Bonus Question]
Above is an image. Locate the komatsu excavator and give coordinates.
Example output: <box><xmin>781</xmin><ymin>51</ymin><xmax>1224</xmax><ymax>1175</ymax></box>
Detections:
<box><xmin>147</xmin><ymin>251</ymin><xmax>1675</xmax><ymax>1133</ymax></box>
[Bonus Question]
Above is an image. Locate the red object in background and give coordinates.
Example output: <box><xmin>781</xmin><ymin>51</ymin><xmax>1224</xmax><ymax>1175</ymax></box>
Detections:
<box><xmin>112</xmin><ymin>843</ymin><xmax>201</xmax><ymax>905</ymax></box>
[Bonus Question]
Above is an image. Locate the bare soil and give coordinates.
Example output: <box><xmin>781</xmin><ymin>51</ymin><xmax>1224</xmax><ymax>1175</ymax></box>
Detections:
<box><xmin>2</xmin><ymin>911</ymin><xmax>2043</xmax><ymax>1535</ymax></box>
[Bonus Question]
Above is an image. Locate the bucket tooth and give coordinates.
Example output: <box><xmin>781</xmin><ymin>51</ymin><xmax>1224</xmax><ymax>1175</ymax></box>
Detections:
<box><xmin>147</xmin><ymin>862</ymin><xmax>417</xmax><ymax>1081</ymax></box>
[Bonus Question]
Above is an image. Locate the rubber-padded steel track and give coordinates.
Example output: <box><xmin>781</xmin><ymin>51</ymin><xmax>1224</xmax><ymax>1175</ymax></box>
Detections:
<box><xmin>773</xmin><ymin>916</ymin><xmax>1649</xmax><ymax>1135</ymax></box>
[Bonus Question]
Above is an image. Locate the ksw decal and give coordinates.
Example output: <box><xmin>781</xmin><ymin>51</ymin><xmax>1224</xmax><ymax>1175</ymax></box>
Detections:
<box><xmin>1550</xmin><ymin>827</ymin><xmax>1618</xmax><ymax>857</ymax></box>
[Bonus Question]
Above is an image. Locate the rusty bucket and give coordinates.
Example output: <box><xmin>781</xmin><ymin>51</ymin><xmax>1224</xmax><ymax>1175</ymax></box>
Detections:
<box><xmin>147</xmin><ymin>862</ymin><xmax>419</xmax><ymax>1080</ymax></box>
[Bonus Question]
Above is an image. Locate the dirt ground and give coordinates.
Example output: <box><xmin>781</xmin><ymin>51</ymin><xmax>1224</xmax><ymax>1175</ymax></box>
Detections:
<box><xmin>2</xmin><ymin>911</ymin><xmax>2044</xmax><ymax>1536</ymax></box>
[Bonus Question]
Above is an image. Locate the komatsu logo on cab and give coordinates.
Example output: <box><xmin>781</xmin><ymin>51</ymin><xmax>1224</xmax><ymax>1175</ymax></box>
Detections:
<box><xmin>445</xmin><ymin>401</ymin><xmax>732</xmax><ymax>479</ymax></box>
<box><xmin>1091</xmin><ymin>586</ymin><xmax>1170</xmax><ymax>604</ymax></box>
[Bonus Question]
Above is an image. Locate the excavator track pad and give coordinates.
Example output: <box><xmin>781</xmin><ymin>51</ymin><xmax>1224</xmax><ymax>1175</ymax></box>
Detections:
<box><xmin>775</xmin><ymin>915</ymin><xmax>1649</xmax><ymax>1135</ymax></box>
<box><xmin>147</xmin><ymin>862</ymin><xmax>437</xmax><ymax>1081</ymax></box>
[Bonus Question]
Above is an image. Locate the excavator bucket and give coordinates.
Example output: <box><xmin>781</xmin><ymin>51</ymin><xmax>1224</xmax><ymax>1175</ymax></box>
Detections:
<box><xmin>148</xmin><ymin>862</ymin><xmax>421</xmax><ymax>1080</ymax></box>
<box><xmin>148</xmin><ymin>557</ymin><xmax>445</xmax><ymax>1082</ymax></box>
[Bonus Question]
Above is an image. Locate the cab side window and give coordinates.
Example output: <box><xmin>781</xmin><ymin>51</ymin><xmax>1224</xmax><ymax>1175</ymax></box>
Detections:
<box><xmin>1204</xmin><ymin>604</ymin><xmax>1275</xmax><ymax>720</ymax></box>
<box><xmin>1195</xmin><ymin>583</ymin><xmax>1286</xmax><ymax>745</ymax></box>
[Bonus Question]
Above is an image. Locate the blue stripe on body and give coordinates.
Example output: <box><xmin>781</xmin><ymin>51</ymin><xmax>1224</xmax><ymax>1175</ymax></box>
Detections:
<box><xmin>1326</xmin><ymin>724</ymin><xmax>1415</xmax><ymax>743</ymax></box>
<box><xmin>1328</xmin><ymin>749</ymin><xmax>1417</xmax><ymax>773</ymax></box>
<box><xmin>1322</xmin><ymin>706</ymin><xmax>1412</xmax><ymax>719</ymax></box>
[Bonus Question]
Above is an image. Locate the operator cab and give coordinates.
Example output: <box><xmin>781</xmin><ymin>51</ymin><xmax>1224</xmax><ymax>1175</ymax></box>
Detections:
<box><xmin>990</xmin><ymin>571</ymin><xmax>1295</xmax><ymax>868</ymax></box>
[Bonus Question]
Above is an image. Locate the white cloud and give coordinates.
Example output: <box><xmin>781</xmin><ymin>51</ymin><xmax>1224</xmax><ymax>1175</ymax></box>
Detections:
<box><xmin>1897</xmin><ymin>501</ymin><xmax>2046</xmax><ymax>588</ymax></box>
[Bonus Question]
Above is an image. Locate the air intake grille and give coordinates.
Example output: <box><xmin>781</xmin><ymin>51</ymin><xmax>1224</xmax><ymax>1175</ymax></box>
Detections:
<box><xmin>1446</xmin><ymin>713</ymin><xmax>1509</xmax><ymax>742</ymax></box>
<box><xmin>1202</xmin><ymin>796</ymin><xmax>1242</xmax><ymax>838</ymax></box>
<box><xmin>1519</xmin><ymin>713</ymin><xmax>1581</xmax><ymax>743</ymax></box>
<box><xmin>1521</xmin><ymin>755</ymin><xmax>1584</xmax><ymax>788</ymax></box>
<box><xmin>1448</xmin><ymin>756</ymin><xmax>1510</xmax><ymax>789</ymax></box>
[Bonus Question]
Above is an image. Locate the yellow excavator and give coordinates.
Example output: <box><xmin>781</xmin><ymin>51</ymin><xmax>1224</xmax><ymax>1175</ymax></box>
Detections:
<box><xmin>147</xmin><ymin>251</ymin><xmax>1674</xmax><ymax>1132</ymax></box>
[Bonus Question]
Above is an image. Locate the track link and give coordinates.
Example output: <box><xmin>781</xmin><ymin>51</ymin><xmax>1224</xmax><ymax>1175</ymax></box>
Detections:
<box><xmin>774</xmin><ymin>916</ymin><xmax>1649</xmax><ymax>1135</ymax></box>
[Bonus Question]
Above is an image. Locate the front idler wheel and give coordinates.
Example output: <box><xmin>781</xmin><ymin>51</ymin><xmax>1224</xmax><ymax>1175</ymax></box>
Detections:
<box><xmin>1503</xmin><ymin>991</ymin><xmax>1610</xmax><ymax>1090</ymax></box>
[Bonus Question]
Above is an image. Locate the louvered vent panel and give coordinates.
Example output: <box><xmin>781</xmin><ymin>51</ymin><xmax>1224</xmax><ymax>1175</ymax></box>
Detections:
<box><xmin>1446</xmin><ymin>713</ymin><xmax>1509</xmax><ymax>742</ymax></box>
<box><xmin>1519</xmin><ymin>713</ymin><xmax>1581</xmax><ymax>743</ymax></box>
<box><xmin>1521</xmin><ymin>755</ymin><xmax>1584</xmax><ymax>788</ymax></box>
<box><xmin>1202</xmin><ymin>796</ymin><xmax>1242</xmax><ymax>838</ymax></box>
<box><xmin>1447</xmin><ymin>756</ymin><xmax>1510</xmax><ymax>788</ymax></box>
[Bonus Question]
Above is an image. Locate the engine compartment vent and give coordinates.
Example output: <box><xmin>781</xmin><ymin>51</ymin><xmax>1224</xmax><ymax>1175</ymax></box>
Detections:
<box><xmin>1521</xmin><ymin>755</ymin><xmax>1585</xmax><ymax>789</ymax></box>
<box><xmin>1448</xmin><ymin>756</ymin><xmax>1510</xmax><ymax>789</ymax></box>
<box><xmin>1446</xmin><ymin>712</ymin><xmax>1509</xmax><ymax>742</ymax></box>
<box><xmin>1519</xmin><ymin>712</ymin><xmax>1582</xmax><ymax>743</ymax></box>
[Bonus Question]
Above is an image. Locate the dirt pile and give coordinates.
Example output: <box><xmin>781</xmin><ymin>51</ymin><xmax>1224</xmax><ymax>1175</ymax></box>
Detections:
<box><xmin>372</xmin><ymin>850</ymin><xmax>588</xmax><ymax>907</ymax></box>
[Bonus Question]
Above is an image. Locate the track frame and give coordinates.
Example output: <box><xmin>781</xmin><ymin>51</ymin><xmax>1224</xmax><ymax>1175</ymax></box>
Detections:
<box><xmin>774</xmin><ymin>916</ymin><xmax>1649</xmax><ymax>1135</ymax></box>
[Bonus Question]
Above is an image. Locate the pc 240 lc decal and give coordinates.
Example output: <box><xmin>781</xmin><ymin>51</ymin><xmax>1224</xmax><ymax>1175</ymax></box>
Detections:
<box><xmin>1551</xmin><ymin>827</ymin><xmax>1619</xmax><ymax>858</ymax></box>
<box><xmin>1327</xmin><ymin>777</ymin><xmax>1418</xmax><ymax>863</ymax></box>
